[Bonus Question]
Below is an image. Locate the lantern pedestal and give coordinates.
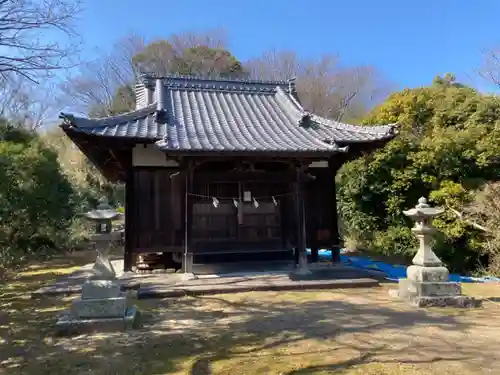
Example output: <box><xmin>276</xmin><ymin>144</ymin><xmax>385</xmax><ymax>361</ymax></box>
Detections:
<box><xmin>55</xmin><ymin>198</ymin><xmax>140</xmax><ymax>335</ymax></box>
<box><xmin>56</xmin><ymin>281</ymin><xmax>138</xmax><ymax>335</ymax></box>
<box><xmin>390</xmin><ymin>198</ymin><xmax>481</xmax><ymax>308</ymax></box>
<box><xmin>55</xmin><ymin>306</ymin><xmax>139</xmax><ymax>335</ymax></box>
<box><xmin>55</xmin><ymin>253</ymin><xmax>140</xmax><ymax>336</ymax></box>
<box><xmin>393</xmin><ymin>266</ymin><xmax>477</xmax><ymax>308</ymax></box>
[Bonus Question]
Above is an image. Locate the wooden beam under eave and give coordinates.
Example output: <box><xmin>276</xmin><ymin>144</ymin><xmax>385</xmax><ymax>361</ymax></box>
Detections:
<box><xmin>61</xmin><ymin>127</ymin><xmax>134</xmax><ymax>182</ymax></box>
<box><xmin>336</xmin><ymin>137</ymin><xmax>396</xmax><ymax>163</ymax></box>
<box><xmin>123</xmin><ymin>152</ymin><xmax>134</xmax><ymax>272</ymax></box>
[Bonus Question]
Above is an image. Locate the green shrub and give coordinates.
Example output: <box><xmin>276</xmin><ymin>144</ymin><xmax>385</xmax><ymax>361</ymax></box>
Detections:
<box><xmin>370</xmin><ymin>226</ymin><xmax>417</xmax><ymax>258</ymax></box>
<box><xmin>0</xmin><ymin>122</ymin><xmax>81</xmax><ymax>268</ymax></box>
<box><xmin>338</xmin><ymin>76</ymin><xmax>500</xmax><ymax>274</ymax></box>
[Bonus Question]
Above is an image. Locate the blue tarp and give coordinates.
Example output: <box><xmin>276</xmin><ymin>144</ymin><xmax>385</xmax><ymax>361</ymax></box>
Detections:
<box><xmin>307</xmin><ymin>249</ymin><xmax>500</xmax><ymax>283</ymax></box>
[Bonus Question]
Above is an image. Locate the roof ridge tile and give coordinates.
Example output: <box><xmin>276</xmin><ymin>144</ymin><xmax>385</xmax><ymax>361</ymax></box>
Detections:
<box><xmin>140</xmin><ymin>72</ymin><xmax>291</xmax><ymax>86</ymax></box>
<box><xmin>61</xmin><ymin>78</ymin><xmax>398</xmax><ymax>149</ymax></box>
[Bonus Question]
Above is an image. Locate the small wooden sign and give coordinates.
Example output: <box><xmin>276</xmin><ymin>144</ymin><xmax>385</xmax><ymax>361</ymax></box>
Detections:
<box><xmin>243</xmin><ymin>191</ymin><xmax>252</xmax><ymax>202</ymax></box>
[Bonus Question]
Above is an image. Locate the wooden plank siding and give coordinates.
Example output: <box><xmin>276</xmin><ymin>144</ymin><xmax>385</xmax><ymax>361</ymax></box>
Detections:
<box><xmin>126</xmin><ymin>163</ymin><xmax>340</xmax><ymax>258</ymax></box>
<box><xmin>131</xmin><ymin>168</ymin><xmax>184</xmax><ymax>253</ymax></box>
<box><xmin>190</xmin><ymin>172</ymin><xmax>294</xmax><ymax>254</ymax></box>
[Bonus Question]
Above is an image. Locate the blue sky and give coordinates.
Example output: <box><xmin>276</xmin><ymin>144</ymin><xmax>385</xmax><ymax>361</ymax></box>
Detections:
<box><xmin>77</xmin><ymin>0</ymin><xmax>500</xmax><ymax>90</ymax></box>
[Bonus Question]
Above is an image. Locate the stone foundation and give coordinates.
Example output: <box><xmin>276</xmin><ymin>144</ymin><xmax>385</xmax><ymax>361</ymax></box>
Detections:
<box><xmin>54</xmin><ymin>279</ymin><xmax>140</xmax><ymax>336</ymax></box>
<box><xmin>55</xmin><ymin>307</ymin><xmax>140</xmax><ymax>336</ymax></box>
<box><xmin>71</xmin><ymin>296</ymin><xmax>129</xmax><ymax>319</ymax></box>
<box><xmin>390</xmin><ymin>285</ymin><xmax>481</xmax><ymax>308</ymax></box>
<box><xmin>81</xmin><ymin>279</ymin><xmax>121</xmax><ymax>299</ymax></box>
<box><xmin>392</xmin><ymin>270</ymin><xmax>482</xmax><ymax>308</ymax></box>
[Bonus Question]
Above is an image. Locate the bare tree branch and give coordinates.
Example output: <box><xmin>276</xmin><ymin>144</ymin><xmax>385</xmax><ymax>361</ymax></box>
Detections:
<box><xmin>133</xmin><ymin>28</ymin><xmax>233</xmax><ymax>78</ymax></box>
<box><xmin>461</xmin><ymin>182</ymin><xmax>500</xmax><ymax>275</ymax></box>
<box><xmin>0</xmin><ymin>0</ymin><xmax>82</xmax><ymax>84</ymax></box>
<box><xmin>447</xmin><ymin>205</ymin><xmax>491</xmax><ymax>233</ymax></box>
<box><xmin>169</xmin><ymin>27</ymin><xmax>228</xmax><ymax>51</ymax></box>
<box><xmin>245</xmin><ymin>50</ymin><xmax>392</xmax><ymax>121</ymax></box>
<box><xmin>478</xmin><ymin>46</ymin><xmax>500</xmax><ymax>89</ymax></box>
<box><xmin>0</xmin><ymin>73</ymin><xmax>58</xmax><ymax>130</ymax></box>
<box><xmin>60</xmin><ymin>33</ymin><xmax>145</xmax><ymax>115</ymax></box>
<box><xmin>61</xmin><ymin>29</ymin><xmax>234</xmax><ymax>115</ymax></box>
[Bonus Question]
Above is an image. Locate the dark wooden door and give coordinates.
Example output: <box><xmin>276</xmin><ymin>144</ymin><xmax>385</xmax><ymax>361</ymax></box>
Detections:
<box><xmin>238</xmin><ymin>181</ymin><xmax>282</xmax><ymax>249</ymax></box>
<box><xmin>191</xmin><ymin>182</ymin><xmax>239</xmax><ymax>247</ymax></box>
<box><xmin>132</xmin><ymin>168</ymin><xmax>183</xmax><ymax>252</ymax></box>
<box><xmin>190</xmin><ymin>178</ymin><xmax>288</xmax><ymax>253</ymax></box>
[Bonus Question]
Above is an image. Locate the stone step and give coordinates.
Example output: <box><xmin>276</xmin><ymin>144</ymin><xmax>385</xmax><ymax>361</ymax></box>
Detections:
<box><xmin>71</xmin><ymin>296</ymin><xmax>128</xmax><ymax>319</ymax></box>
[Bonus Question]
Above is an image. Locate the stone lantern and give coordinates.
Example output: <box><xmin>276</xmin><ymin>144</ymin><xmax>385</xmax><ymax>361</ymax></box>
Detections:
<box><xmin>84</xmin><ymin>197</ymin><xmax>120</xmax><ymax>236</ymax></box>
<box><xmin>391</xmin><ymin>197</ymin><xmax>480</xmax><ymax>308</ymax></box>
<box><xmin>83</xmin><ymin>197</ymin><xmax>121</xmax><ymax>279</ymax></box>
<box><xmin>404</xmin><ymin>197</ymin><xmax>445</xmax><ymax>268</ymax></box>
<box><xmin>55</xmin><ymin>197</ymin><xmax>139</xmax><ymax>335</ymax></box>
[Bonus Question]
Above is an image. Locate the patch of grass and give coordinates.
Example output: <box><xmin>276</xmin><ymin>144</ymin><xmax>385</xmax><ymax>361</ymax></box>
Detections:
<box><xmin>1</xmin><ymin>252</ymin><xmax>500</xmax><ymax>375</ymax></box>
<box><xmin>460</xmin><ymin>282</ymin><xmax>500</xmax><ymax>298</ymax></box>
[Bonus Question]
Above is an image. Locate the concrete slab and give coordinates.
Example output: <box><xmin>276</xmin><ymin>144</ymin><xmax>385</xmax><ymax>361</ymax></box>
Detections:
<box><xmin>33</xmin><ymin>260</ymin><xmax>381</xmax><ymax>299</ymax></box>
<box><xmin>31</xmin><ymin>272</ymin><xmax>140</xmax><ymax>298</ymax></box>
<box><xmin>289</xmin><ymin>266</ymin><xmax>384</xmax><ymax>281</ymax></box>
<box><xmin>137</xmin><ymin>272</ymin><xmax>380</xmax><ymax>299</ymax></box>
<box><xmin>31</xmin><ymin>259</ymin><xmax>131</xmax><ymax>298</ymax></box>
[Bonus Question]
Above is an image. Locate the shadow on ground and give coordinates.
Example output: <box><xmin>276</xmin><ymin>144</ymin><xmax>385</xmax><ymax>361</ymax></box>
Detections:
<box><xmin>1</xmin><ymin>253</ymin><xmax>500</xmax><ymax>375</ymax></box>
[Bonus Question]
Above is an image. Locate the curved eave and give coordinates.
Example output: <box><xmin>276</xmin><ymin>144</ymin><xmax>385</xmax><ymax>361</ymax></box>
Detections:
<box><xmin>60</xmin><ymin>123</ymin><xmax>142</xmax><ymax>183</ymax></box>
<box><xmin>306</xmin><ymin>115</ymin><xmax>399</xmax><ymax>145</ymax></box>
<box><xmin>59</xmin><ymin>104</ymin><xmax>160</xmax><ymax>140</ymax></box>
<box><xmin>279</xmin><ymin>86</ymin><xmax>399</xmax><ymax>144</ymax></box>
<box><xmin>60</xmin><ymin>103</ymin><xmax>157</xmax><ymax>127</ymax></box>
<box><xmin>60</xmin><ymin>123</ymin><xmax>159</xmax><ymax>145</ymax></box>
<box><xmin>153</xmin><ymin>136</ymin><xmax>349</xmax><ymax>156</ymax></box>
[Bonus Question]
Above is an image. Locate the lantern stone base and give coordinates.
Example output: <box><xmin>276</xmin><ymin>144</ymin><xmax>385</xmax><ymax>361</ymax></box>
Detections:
<box><xmin>54</xmin><ymin>279</ymin><xmax>141</xmax><ymax>336</ymax></box>
<box><xmin>81</xmin><ymin>279</ymin><xmax>121</xmax><ymax>299</ymax></box>
<box><xmin>70</xmin><ymin>296</ymin><xmax>129</xmax><ymax>318</ymax></box>
<box><xmin>391</xmin><ymin>265</ymin><xmax>482</xmax><ymax>308</ymax></box>
<box><xmin>55</xmin><ymin>307</ymin><xmax>140</xmax><ymax>336</ymax></box>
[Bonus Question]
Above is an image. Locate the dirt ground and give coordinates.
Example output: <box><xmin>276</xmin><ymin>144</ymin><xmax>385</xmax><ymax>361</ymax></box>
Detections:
<box><xmin>1</xmin><ymin>251</ymin><xmax>500</xmax><ymax>375</ymax></box>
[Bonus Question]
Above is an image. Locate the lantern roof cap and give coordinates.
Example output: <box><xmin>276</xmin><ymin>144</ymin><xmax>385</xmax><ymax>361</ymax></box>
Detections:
<box><xmin>84</xmin><ymin>197</ymin><xmax>121</xmax><ymax>221</ymax></box>
<box><xmin>403</xmin><ymin>197</ymin><xmax>444</xmax><ymax>219</ymax></box>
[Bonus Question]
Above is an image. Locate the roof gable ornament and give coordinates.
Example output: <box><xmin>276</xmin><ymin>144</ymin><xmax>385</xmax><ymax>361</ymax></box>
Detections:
<box><xmin>299</xmin><ymin>111</ymin><xmax>312</xmax><ymax>128</ymax></box>
<box><xmin>288</xmin><ymin>76</ymin><xmax>301</xmax><ymax>102</ymax></box>
<box><xmin>288</xmin><ymin>77</ymin><xmax>297</xmax><ymax>93</ymax></box>
<box><xmin>154</xmin><ymin>78</ymin><xmax>167</xmax><ymax>124</ymax></box>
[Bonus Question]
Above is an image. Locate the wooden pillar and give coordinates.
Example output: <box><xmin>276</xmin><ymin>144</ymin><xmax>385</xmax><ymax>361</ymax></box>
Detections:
<box><xmin>294</xmin><ymin>166</ymin><xmax>310</xmax><ymax>274</ymax></box>
<box><xmin>182</xmin><ymin>162</ymin><xmax>195</xmax><ymax>278</ymax></box>
<box><xmin>123</xmin><ymin>164</ymin><xmax>134</xmax><ymax>272</ymax></box>
<box><xmin>328</xmin><ymin>159</ymin><xmax>343</xmax><ymax>263</ymax></box>
<box><xmin>304</xmin><ymin>175</ymin><xmax>319</xmax><ymax>267</ymax></box>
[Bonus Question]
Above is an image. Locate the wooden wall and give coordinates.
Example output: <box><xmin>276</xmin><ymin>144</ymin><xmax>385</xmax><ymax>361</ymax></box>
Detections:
<box><xmin>304</xmin><ymin>165</ymin><xmax>339</xmax><ymax>250</ymax></box>
<box><xmin>129</xmin><ymin>167</ymin><xmax>185</xmax><ymax>253</ymax></box>
<box><xmin>124</xmin><ymin>160</ymin><xmax>341</xmax><ymax>266</ymax></box>
<box><xmin>190</xmin><ymin>170</ymin><xmax>293</xmax><ymax>253</ymax></box>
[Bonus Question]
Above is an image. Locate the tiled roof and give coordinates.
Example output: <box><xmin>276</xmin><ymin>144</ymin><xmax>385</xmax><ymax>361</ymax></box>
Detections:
<box><xmin>60</xmin><ymin>76</ymin><xmax>397</xmax><ymax>154</ymax></box>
